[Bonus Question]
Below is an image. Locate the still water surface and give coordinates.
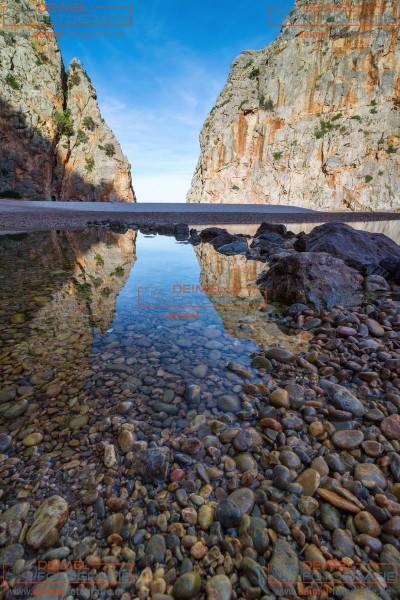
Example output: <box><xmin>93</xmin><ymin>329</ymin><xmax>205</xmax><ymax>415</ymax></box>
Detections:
<box><xmin>0</xmin><ymin>220</ymin><xmax>397</xmax><ymax>520</ymax></box>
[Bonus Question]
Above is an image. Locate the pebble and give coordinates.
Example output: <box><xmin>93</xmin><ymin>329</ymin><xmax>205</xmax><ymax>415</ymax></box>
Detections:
<box><xmin>22</xmin><ymin>432</ymin><xmax>43</xmax><ymax>447</ymax></box>
<box><xmin>381</xmin><ymin>414</ymin><xmax>400</xmax><ymax>440</ymax></box>
<box><xmin>206</xmin><ymin>574</ymin><xmax>232</xmax><ymax>600</ymax></box>
<box><xmin>26</xmin><ymin>496</ymin><xmax>69</xmax><ymax>549</ymax></box>
<box><xmin>173</xmin><ymin>571</ymin><xmax>201</xmax><ymax>598</ymax></box>
<box><xmin>332</xmin><ymin>429</ymin><xmax>364</xmax><ymax>449</ymax></box>
<box><xmin>295</xmin><ymin>468</ymin><xmax>321</xmax><ymax>496</ymax></box>
<box><xmin>269</xmin><ymin>388</ymin><xmax>290</xmax><ymax>408</ymax></box>
<box><xmin>354</xmin><ymin>463</ymin><xmax>387</xmax><ymax>489</ymax></box>
<box><xmin>354</xmin><ymin>511</ymin><xmax>381</xmax><ymax>536</ymax></box>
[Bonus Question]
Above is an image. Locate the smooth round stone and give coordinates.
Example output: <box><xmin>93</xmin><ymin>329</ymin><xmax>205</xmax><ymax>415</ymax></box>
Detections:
<box><xmin>235</xmin><ymin>453</ymin><xmax>257</xmax><ymax>472</ymax></box>
<box><xmin>366</xmin><ymin>318</ymin><xmax>385</xmax><ymax>337</ymax></box>
<box><xmin>354</xmin><ymin>511</ymin><xmax>381</xmax><ymax>537</ymax></box>
<box><xmin>173</xmin><ymin>571</ymin><xmax>201</xmax><ymax>599</ymax></box>
<box><xmin>362</xmin><ymin>440</ymin><xmax>383</xmax><ymax>457</ymax></box>
<box><xmin>146</xmin><ymin>534</ymin><xmax>166</xmax><ymax>563</ymax></box>
<box><xmin>355</xmin><ymin>534</ymin><xmax>382</xmax><ymax>553</ymax></box>
<box><xmin>227</xmin><ymin>488</ymin><xmax>255</xmax><ymax>516</ymax></box>
<box><xmin>102</xmin><ymin>513</ymin><xmax>124</xmax><ymax>537</ymax></box>
<box><xmin>26</xmin><ymin>496</ymin><xmax>69</xmax><ymax>549</ymax></box>
<box><xmin>69</xmin><ymin>415</ymin><xmax>88</xmax><ymax>430</ymax></box>
<box><xmin>268</xmin><ymin>539</ymin><xmax>299</xmax><ymax>590</ymax></box>
<box><xmin>332</xmin><ymin>528</ymin><xmax>355</xmax><ymax>558</ymax></box>
<box><xmin>295</xmin><ymin>469</ymin><xmax>321</xmax><ymax>496</ymax></box>
<box><xmin>0</xmin><ymin>433</ymin><xmax>12</xmax><ymax>452</ymax></box>
<box><xmin>269</xmin><ymin>388</ymin><xmax>290</xmax><ymax>408</ymax></box>
<box><xmin>240</xmin><ymin>557</ymin><xmax>268</xmax><ymax>593</ymax></box>
<box><xmin>217</xmin><ymin>395</ymin><xmax>241</xmax><ymax>413</ymax></box>
<box><xmin>193</xmin><ymin>364</ymin><xmax>208</xmax><ymax>378</ymax></box>
<box><xmin>332</xmin><ymin>429</ymin><xmax>364</xmax><ymax>450</ymax></box>
<box><xmin>383</xmin><ymin>516</ymin><xmax>400</xmax><ymax>536</ymax></box>
<box><xmin>118</xmin><ymin>429</ymin><xmax>134</xmax><ymax>453</ymax></box>
<box><xmin>279</xmin><ymin>450</ymin><xmax>301</xmax><ymax>470</ymax></box>
<box><xmin>215</xmin><ymin>501</ymin><xmax>242</xmax><ymax>529</ymax></box>
<box><xmin>337</xmin><ymin>326</ymin><xmax>357</xmax><ymax>337</ymax></box>
<box><xmin>46</xmin><ymin>382</ymin><xmax>63</xmax><ymax>397</ymax></box>
<box><xmin>251</xmin><ymin>356</ymin><xmax>272</xmax><ymax>370</ymax></box>
<box><xmin>265</xmin><ymin>348</ymin><xmax>295</xmax><ymax>363</ymax></box>
<box><xmin>298</xmin><ymin>496</ymin><xmax>319</xmax><ymax>515</ymax></box>
<box><xmin>272</xmin><ymin>465</ymin><xmax>292</xmax><ymax>489</ymax></box>
<box><xmin>206</xmin><ymin>574</ymin><xmax>232</xmax><ymax>600</ymax></box>
<box><xmin>3</xmin><ymin>399</ymin><xmax>28</xmax><ymax>419</ymax></box>
<box><xmin>22</xmin><ymin>432</ymin><xmax>43</xmax><ymax>447</ymax></box>
<box><xmin>381</xmin><ymin>415</ymin><xmax>400</xmax><ymax>440</ymax></box>
<box><xmin>304</xmin><ymin>544</ymin><xmax>326</xmax><ymax>568</ymax></box>
<box><xmin>198</xmin><ymin>505</ymin><xmax>214</xmax><ymax>530</ymax></box>
<box><xmin>354</xmin><ymin>463</ymin><xmax>387</xmax><ymax>489</ymax></box>
<box><xmin>319</xmin><ymin>502</ymin><xmax>340</xmax><ymax>531</ymax></box>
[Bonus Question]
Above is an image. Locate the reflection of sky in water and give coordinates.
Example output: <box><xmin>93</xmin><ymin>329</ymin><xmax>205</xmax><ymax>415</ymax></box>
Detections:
<box><xmin>116</xmin><ymin>233</ymin><xmax>215</xmax><ymax>316</ymax></box>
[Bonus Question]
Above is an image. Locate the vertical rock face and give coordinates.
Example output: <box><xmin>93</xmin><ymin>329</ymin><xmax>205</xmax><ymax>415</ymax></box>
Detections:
<box><xmin>0</xmin><ymin>1</ymin><xmax>135</xmax><ymax>201</ymax></box>
<box><xmin>188</xmin><ymin>0</ymin><xmax>400</xmax><ymax>210</ymax></box>
<box><xmin>54</xmin><ymin>60</ymin><xmax>135</xmax><ymax>202</ymax></box>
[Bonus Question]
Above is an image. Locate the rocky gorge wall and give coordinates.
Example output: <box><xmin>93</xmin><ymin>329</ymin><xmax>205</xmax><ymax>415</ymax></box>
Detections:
<box><xmin>188</xmin><ymin>0</ymin><xmax>400</xmax><ymax>211</ymax></box>
<box><xmin>0</xmin><ymin>1</ymin><xmax>134</xmax><ymax>201</ymax></box>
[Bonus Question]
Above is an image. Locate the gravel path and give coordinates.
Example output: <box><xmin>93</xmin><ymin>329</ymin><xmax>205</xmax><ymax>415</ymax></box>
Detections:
<box><xmin>0</xmin><ymin>200</ymin><xmax>399</xmax><ymax>233</ymax></box>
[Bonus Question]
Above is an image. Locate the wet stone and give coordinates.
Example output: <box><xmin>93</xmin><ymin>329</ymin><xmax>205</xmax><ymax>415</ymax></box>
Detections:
<box><xmin>332</xmin><ymin>429</ymin><xmax>364</xmax><ymax>449</ymax></box>
<box><xmin>146</xmin><ymin>534</ymin><xmax>166</xmax><ymax>564</ymax></box>
<box><xmin>206</xmin><ymin>574</ymin><xmax>232</xmax><ymax>600</ymax></box>
<box><xmin>354</xmin><ymin>463</ymin><xmax>387</xmax><ymax>489</ymax></box>
<box><xmin>381</xmin><ymin>415</ymin><xmax>400</xmax><ymax>440</ymax></box>
<box><xmin>26</xmin><ymin>496</ymin><xmax>69</xmax><ymax>549</ymax></box>
<box><xmin>268</xmin><ymin>539</ymin><xmax>299</xmax><ymax>592</ymax></box>
<box><xmin>0</xmin><ymin>433</ymin><xmax>12</xmax><ymax>452</ymax></box>
<box><xmin>217</xmin><ymin>394</ymin><xmax>241</xmax><ymax>413</ymax></box>
<box><xmin>173</xmin><ymin>571</ymin><xmax>201</xmax><ymax>599</ymax></box>
<box><xmin>22</xmin><ymin>432</ymin><xmax>43</xmax><ymax>447</ymax></box>
<box><xmin>295</xmin><ymin>468</ymin><xmax>321</xmax><ymax>496</ymax></box>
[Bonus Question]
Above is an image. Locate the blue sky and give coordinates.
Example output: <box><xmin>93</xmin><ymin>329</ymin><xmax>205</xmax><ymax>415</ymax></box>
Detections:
<box><xmin>51</xmin><ymin>0</ymin><xmax>294</xmax><ymax>202</ymax></box>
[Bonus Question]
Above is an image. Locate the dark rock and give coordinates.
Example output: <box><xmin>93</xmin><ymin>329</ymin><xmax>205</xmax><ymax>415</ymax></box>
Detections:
<box><xmin>320</xmin><ymin>379</ymin><xmax>365</xmax><ymax>417</ymax></box>
<box><xmin>294</xmin><ymin>222</ymin><xmax>400</xmax><ymax>274</ymax></box>
<box><xmin>131</xmin><ymin>448</ymin><xmax>170</xmax><ymax>482</ymax></box>
<box><xmin>215</xmin><ymin>500</ymin><xmax>242</xmax><ymax>529</ymax></box>
<box><xmin>199</xmin><ymin>227</ymin><xmax>231</xmax><ymax>242</ymax></box>
<box><xmin>380</xmin><ymin>257</ymin><xmax>400</xmax><ymax>283</ymax></box>
<box><xmin>218</xmin><ymin>240</ymin><xmax>248</xmax><ymax>255</ymax></box>
<box><xmin>174</xmin><ymin>223</ymin><xmax>190</xmax><ymax>240</ymax></box>
<box><xmin>255</xmin><ymin>223</ymin><xmax>288</xmax><ymax>237</ymax></box>
<box><xmin>257</xmin><ymin>252</ymin><xmax>364</xmax><ymax>310</ymax></box>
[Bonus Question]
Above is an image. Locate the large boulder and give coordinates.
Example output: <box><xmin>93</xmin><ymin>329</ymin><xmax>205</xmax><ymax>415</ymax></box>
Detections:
<box><xmin>257</xmin><ymin>252</ymin><xmax>363</xmax><ymax>310</ymax></box>
<box><xmin>294</xmin><ymin>223</ymin><xmax>400</xmax><ymax>274</ymax></box>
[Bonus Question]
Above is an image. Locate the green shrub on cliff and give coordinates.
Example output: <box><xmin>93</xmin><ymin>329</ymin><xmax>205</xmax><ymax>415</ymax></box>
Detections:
<box><xmin>55</xmin><ymin>109</ymin><xmax>74</xmax><ymax>137</ymax></box>
<box><xmin>5</xmin><ymin>74</ymin><xmax>20</xmax><ymax>90</ymax></box>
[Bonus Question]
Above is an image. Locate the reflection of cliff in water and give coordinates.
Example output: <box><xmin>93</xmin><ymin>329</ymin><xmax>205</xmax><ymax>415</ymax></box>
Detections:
<box><xmin>194</xmin><ymin>243</ymin><xmax>311</xmax><ymax>350</ymax></box>
<box><xmin>0</xmin><ymin>229</ymin><xmax>136</xmax><ymax>397</ymax></box>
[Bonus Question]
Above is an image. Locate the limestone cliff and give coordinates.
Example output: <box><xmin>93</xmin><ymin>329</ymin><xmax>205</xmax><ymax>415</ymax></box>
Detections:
<box><xmin>188</xmin><ymin>0</ymin><xmax>399</xmax><ymax>210</ymax></box>
<box><xmin>0</xmin><ymin>1</ymin><xmax>134</xmax><ymax>201</ymax></box>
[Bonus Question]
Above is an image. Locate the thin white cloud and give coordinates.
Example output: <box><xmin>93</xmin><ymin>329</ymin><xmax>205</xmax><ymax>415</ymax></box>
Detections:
<box><xmin>99</xmin><ymin>55</ymin><xmax>223</xmax><ymax>202</ymax></box>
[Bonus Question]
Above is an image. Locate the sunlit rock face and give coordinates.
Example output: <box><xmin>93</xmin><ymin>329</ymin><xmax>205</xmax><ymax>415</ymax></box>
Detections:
<box><xmin>0</xmin><ymin>230</ymin><xmax>136</xmax><ymax>396</ymax></box>
<box><xmin>0</xmin><ymin>1</ymin><xmax>134</xmax><ymax>201</ymax></box>
<box><xmin>194</xmin><ymin>243</ymin><xmax>312</xmax><ymax>350</ymax></box>
<box><xmin>188</xmin><ymin>0</ymin><xmax>400</xmax><ymax>210</ymax></box>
